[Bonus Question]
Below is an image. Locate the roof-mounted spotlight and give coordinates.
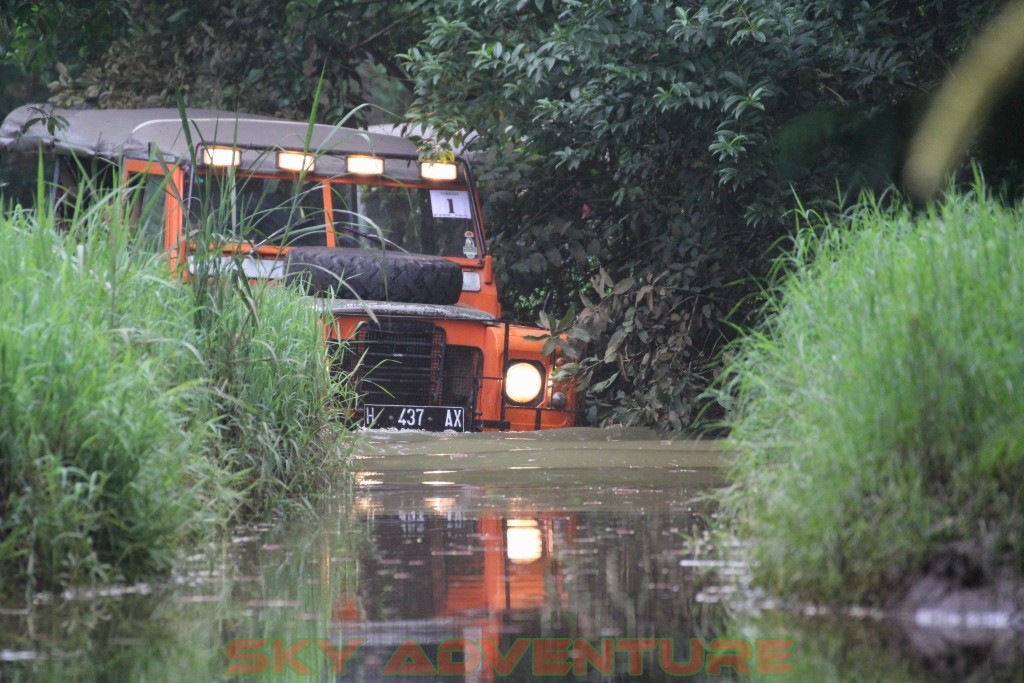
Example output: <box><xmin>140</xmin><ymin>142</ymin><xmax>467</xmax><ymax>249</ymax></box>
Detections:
<box><xmin>346</xmin><ymin>155</ymin><xmax>384</xmax><ymax>175</ymax></box>
<box><xmin>201</xmin><ymin>146</ymin><xmax>241</xmax><ymax>167</ymax></box>
<box><xmin>277</xmin><ymin>151</ymin><xmax>316</xmax><ymax>173</ymax></box>
<box><xmin>420</xmin><ymin>161</ymin><xmax>458</xmax><ymax>181</ymax></box>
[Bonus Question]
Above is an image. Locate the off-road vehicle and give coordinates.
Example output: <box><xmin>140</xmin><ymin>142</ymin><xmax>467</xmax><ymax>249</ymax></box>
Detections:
<box><xmin>0</xmin><ymin>105</ymin><xmax>577</xmax><ymax>431</ymax></box>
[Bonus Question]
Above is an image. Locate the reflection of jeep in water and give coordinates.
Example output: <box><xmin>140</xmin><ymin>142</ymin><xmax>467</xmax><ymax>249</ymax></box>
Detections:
<box><xmin>0</xmin><ymin>105</ymin><xmax>577</xmax><ymax>431</ymax></box>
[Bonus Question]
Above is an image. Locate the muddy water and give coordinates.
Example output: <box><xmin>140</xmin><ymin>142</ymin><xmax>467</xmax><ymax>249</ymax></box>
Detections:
<box><xmin>0</xmin><ymin>428</ymin><xmax>1019</xmax><ymax>681</ymax></box>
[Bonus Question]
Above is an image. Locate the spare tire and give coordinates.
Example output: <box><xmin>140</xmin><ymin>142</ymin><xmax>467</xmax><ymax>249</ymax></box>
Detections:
<box><xmin>284</xmin><ymin>247</ymin><xmax>463</xmax><ymax>305</ymax></box>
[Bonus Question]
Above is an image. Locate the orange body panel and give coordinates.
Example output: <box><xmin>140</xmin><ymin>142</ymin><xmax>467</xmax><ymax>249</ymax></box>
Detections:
<box><xmin>329</xmin><ymin>313</ymin><xmax>577</xmax><ymax>432</ymax></box>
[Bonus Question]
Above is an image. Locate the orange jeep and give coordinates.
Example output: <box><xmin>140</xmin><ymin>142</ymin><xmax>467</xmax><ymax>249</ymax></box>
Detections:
<box><xmin>0</xmin><ymin>105</ymin><xmax>577</xmax><ymax>431</ymax></box>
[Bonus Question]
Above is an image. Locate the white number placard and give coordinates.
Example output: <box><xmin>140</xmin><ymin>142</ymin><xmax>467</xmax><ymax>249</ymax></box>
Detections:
<box><xmin>430</xmin><ymin>190</ymin><xmax>472</xmax><ymax>219</ymax></box>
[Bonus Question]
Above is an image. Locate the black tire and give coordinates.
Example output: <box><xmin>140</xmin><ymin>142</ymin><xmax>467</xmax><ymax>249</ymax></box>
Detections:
<box><xmin>284</xmin><ymin>247</ymin><xmax>463</xmax><ymax>305</ymax></box>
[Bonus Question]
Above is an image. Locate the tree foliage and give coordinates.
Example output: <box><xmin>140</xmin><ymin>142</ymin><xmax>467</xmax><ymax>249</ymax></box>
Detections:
<box><xmin>49</xmin><ymin>0</ymin><xmax>427</xmax><ymax>125</ymax></box>
<box><xmin>0</xmin><ymin>1</ymin><xmax>129</xmax><ymax>70</ymax></box>
<box><xmin>402</xmin><ymin>0</ymin><xmax>1002</xmax><ymax>428</ymax></box>
<box><xmin>0</xmin><ymin>1</ymin><xmax>131</xmax><ymax>115</ymax></box>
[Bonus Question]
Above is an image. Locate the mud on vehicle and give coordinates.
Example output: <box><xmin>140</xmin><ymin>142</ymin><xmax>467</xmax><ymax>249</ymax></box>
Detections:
<box><xmin>0</xmin><ymin>105</ymin><xmax>577</xmax><ymax>431</ymax></box>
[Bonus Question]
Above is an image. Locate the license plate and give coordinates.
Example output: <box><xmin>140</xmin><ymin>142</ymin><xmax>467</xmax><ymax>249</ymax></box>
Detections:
<box><xmin>363</xmin><ymin>405</ymin><xmax>467</xmax><ymax>432</ymax></box>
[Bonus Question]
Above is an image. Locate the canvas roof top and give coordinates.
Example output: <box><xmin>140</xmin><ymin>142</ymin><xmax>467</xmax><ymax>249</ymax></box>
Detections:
<box><xmin>0</xmin><ymin>105</ymin><xmax>420</xmax><ymax>163</ymax></box>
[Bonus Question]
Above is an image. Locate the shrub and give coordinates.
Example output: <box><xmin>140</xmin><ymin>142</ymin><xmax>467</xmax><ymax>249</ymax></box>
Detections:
<box><xmin>0</xmin><ymin>191</ymin><xmax>349</xmax><ymax>593</ymax></box>
<box><xmin>716</xmin><ymin>188</ymin><xmax>1024</xmax><ymax>604</ymax></box>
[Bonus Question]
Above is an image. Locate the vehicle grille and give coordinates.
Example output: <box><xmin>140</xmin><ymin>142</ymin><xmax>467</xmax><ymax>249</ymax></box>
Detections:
<box><xmin>442</xmin><ymin>345</ymin><xmax>482</xmax><ymax>407</ymax></box>
<box><xmin>337</xmin><ymin>319</ymin><xmax>480</xmax><ymax>410</ymax></box>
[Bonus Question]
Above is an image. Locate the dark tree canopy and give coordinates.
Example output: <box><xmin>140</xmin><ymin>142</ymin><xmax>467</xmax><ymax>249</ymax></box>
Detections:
<box><xmin>0</xmin><ymin>1</ymin><xmax>131</xmax><ymax>114</ymax></box>
<box><xmin>402</xmin><ymin>0</ymin><xmax>1003</xmax><ymax>428</ymax></box>
<box><xmin>0</xmin><ymin>1</ymin><xmax>129</xmax><ymax>69</ymax></box>
<box><xmin>47</xmin><ymin>0</ymin><xmax>426</xmax><ymax>125</ymax></box>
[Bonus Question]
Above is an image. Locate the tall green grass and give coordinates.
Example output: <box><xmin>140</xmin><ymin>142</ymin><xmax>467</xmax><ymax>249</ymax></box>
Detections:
<box><xmin>716</xmin><ymin>187</ymin><xmax>1024</xmax><ymax>605</ymax></box>
<box><xmin>0</xmin><ymin>186</ymin><xmax>351</xmax><ymax>593</ymax></box>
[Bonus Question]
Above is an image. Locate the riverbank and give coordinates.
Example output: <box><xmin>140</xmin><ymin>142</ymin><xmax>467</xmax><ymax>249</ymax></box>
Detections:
<box><xmin>0</xmin><ymin>199</ymin><xmax>351</xmax><ymax>595</ymax></box>
<box><xmin>716</xmin><ymin>188</ymin><xmax>1024</xmax><ymax>606</ymax></box>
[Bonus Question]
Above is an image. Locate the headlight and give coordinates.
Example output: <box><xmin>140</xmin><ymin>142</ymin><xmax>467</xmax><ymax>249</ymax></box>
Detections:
<box><xmin>505</xmin><ymin>362</ymin><xmax>544</xmax><ymax>404</ymax></box>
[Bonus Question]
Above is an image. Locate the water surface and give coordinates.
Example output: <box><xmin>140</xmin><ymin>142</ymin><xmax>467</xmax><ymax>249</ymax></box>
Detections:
<box><xmin>1</xmin><ymin>427</ymin><xmax>1017</xmax><ymax>681</ymax></box>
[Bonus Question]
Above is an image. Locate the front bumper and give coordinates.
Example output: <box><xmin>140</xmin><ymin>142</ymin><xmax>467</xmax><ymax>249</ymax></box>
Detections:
<box><xmin>325</xmin><ymin>302</ymin><xmax>577</xmax><ymax>432</ymax></box>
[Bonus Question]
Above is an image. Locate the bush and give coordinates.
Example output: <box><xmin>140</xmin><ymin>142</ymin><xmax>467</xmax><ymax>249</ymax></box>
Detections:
<box><xmin>0</xmin><ymin>193</ymin><xmax>349</xmax><ymax>593</ymax></box>
<box><xmin>402</xmin><ymin>0</ymin><xmax>1004</xmax><ymax>428</ymax></box>
<box><xmin>716</xmin><ymin>188</ymin><xmax>1024</xmax><ymax>604</ymax></box>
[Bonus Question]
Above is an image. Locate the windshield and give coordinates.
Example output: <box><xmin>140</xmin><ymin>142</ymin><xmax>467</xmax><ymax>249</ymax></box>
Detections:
<box><xmin>332</xmin><ymin>184</ymin><xmax>478</xmax><ymax>258</ymax></box>
<box><xmin>190</xmin><ymin>174</ymin><xmax>328</xmax><ymax>246</ymax></box>
<box><xmin>190</xmin><ymin>172</ymin><xmax>480</xmax><ymax>258</ymax></box>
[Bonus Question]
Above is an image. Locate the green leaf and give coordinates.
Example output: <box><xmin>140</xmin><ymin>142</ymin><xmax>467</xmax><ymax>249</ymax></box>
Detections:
<box><xmin>591</xmin><ymin>372</ymin><xmax>619</xmax><ymax>393</ymax></box>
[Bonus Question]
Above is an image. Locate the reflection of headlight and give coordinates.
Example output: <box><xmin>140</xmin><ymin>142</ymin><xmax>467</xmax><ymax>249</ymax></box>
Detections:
<box><xmin>506</xmin><ymin>519</ymin><xmax>542</xmax><ymax>564</ymax></box>
<box><xmin>505</xmin><ymin>362</ymin><xmax>544</xmax><ymax>404</ymax></box>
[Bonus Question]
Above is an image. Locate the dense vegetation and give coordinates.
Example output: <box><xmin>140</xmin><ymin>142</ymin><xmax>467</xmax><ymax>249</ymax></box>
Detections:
<box><xmin>717</xmin><ymin>188</ymin><xmax>1024</xmax><ymax>604</ymax></box>
<box><xmin>3</xmin><ymin>0</ymin><xmax>1008</xmax><ymax>429</ymax></box>
<box><xmin>0</xmin><ymin>187</ymin><xmax>349</xmax><ymax>594</ymax></box>
<box><xmin>7</xmin><ymin>0</ymin><xmax>421</xmax><ymax>126</ymax></box>
<box><xmin>401</xmin><ymin>0</ymin><xmax>1008</xmax><ymax>428</ymax></box>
